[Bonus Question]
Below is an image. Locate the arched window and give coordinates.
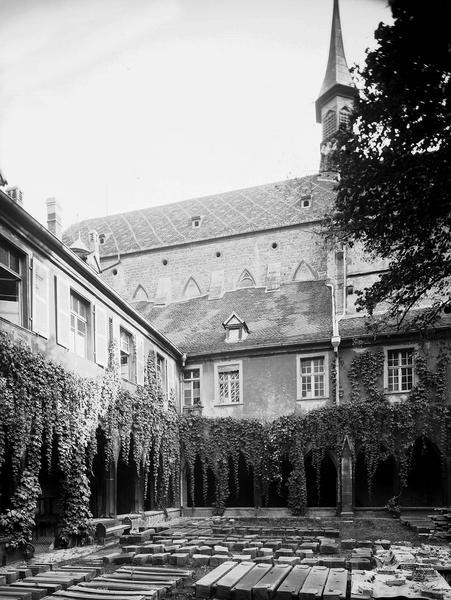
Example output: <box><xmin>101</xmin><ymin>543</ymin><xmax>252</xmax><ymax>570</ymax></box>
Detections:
<box><xmin>293</xmin><ymin>261</ymin><xmax>317</xmax><ymax>282</ymax></box>
<box><xmin>183</xmin><ymin>277</ymin><xmax>202</xmax><ymax>299</ymax></box>
<box><xmin>339</xmin><ymin>106</ymin><xmax>351</xmax><ymax>130</ymax></box>
<box><xmin>322</xmin><ymin>110</ymin><xmax>336</xmax><ymax>139</ymax></box>
<box><xmin>237</xmin><ymin>269</ymin><xmax>256</xmax><ymax>289</ymax></box>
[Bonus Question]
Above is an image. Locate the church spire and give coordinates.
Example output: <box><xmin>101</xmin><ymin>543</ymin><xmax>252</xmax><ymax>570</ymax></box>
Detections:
<box><xmin>316</xmin><ymin>0</ymin><xmax>357</xmax><ymax>174</ymax></box>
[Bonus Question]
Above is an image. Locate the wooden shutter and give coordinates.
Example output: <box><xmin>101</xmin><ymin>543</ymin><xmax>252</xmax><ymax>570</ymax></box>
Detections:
<box><xmin>167</xmin><ymin>358</ymin><xmax>175</xmax><ymax>395</ymax></box>
<box><xmin>112</xmin><ymin>317</ymin><xmax>121</xmax><ymax>368</ymax></box>
<box><xmin>55</xmin><ymin>276</ymin><xmax>71</xmax><ymax>348</ymax></box>
<box><xmin>136</xmin><ymin>334</ymin><xmax>144</xmax><ymax>386</ymax></box>
<box><xmin>95</xmin><ymin>305</ymin><xmax>108</xmax><ymax>367</ymax></box>
<box><xmin>32</xmin><ymin>257</ymin><xmax>49</xmax><ymax>339</ymax></box>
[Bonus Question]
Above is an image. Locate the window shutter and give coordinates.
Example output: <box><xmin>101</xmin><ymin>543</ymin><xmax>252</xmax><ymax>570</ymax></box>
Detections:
<box><xmin>136</xmin><ymin>334</ymin><xmax>144</xmax><ymax>386</ymax></box>
<box><xmin>95</xmin><ymin>305</ymin><xmax>108</xmax><ymax>367</ymax></box>
<box><xmin>32</xmin><ymin>257</ymin><xmax>49</xmax><ymax>339</ymax></box>
<box><xmin>167</xmin><ymin>358</ymin><xmax>175</xmax><ymax>395</ymax></box>
<box><xmin>111</xmin><ymin>317</ymin><xmax>121</xmax><ymax>368</ymax></box>
<box><xmin>55</xmin><ymin>276</ymin><xmax>70</xmax><ymax>348</ymax></box>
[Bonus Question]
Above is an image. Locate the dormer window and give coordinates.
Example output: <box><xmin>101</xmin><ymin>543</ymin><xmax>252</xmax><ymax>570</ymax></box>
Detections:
<box><xmin>191</xmin><ymin>216</ymin><xmax>202</xmax><ymax>229</ymax></box>
<box><xmin>300</xmin><ymin>195</ymin><xmax>311</xmax><ymax>208</ymax></box>
<box><xmin>223</xmin><ymin>312</ymin><xmax>249</xmax><ymax>344</ymax></box>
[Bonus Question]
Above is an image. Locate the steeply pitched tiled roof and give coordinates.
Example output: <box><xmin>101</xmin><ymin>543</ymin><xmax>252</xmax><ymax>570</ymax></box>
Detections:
<box><xmin>135</xmin><ymin>280</ymin><xmax>333</xmax><ymax>355</ymax></box>
<box><xmin>63</xmin><ymin>176</ymin><xmax>336</xmax><ymax>258</ymax></box>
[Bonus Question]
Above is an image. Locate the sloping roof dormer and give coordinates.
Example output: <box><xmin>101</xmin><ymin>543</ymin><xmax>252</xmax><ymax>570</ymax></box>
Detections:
<box><xmin>222</xmin><ymin>312</ymin><xmax>249</xmax><ymax>343</ymax></box>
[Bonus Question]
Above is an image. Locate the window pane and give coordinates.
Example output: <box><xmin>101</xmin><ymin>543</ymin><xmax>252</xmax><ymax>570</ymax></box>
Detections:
<box><xmin>0</xmin><ymin>271</ymin><xmax>20</xmax><ymax>325</ymax></box>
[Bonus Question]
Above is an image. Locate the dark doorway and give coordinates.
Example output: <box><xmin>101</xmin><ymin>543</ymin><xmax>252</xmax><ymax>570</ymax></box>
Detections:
<box><xmin>187</xmin><ymin>455</ymin><xmax>215</xmax><ymax>507</ymax></box>
<box><xmin>401</xmin><ymin>438</ymin><xmax>443</xmax><ymax>506</ymax></box>
<box><xmin>117</xmin><ymin>454</ymin><xmax>137</xmax><ymax>515</ymax></box>
<box><xmin>37</xmin><ymin>439</ymin><xmax>63</xmax><ymax>539</ymax></box>
<box><xmin>227</xmin><ymin>454</ymin><xmax>254</xmax><ymax>507</ymax></box>
<box><xmin>305</xmin><ymin>451</ymin><xmax>337</xmax><ymax>506</ymax></box>
<box><xmin>355</xmin><ymin>451</ymin><xmax>396</xmax><ymax>506</ymax></box>
<box><xmin>266</xmin><ymin>455</ymin><xmax>291</xmax><ymax>507</ymax></box>
<box><xmin>89</xmin><ymin>428</ymin><xmax>107</xmax><ymax>517</ymax></box>
<box><xmin>0</xmin><ymin>447</ymin><xmax>15</xmax><ymax>513</ymax></box>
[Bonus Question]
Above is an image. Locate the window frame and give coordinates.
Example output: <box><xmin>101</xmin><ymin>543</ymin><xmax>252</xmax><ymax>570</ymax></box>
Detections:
<box><xmin>214</xmin><ymin>360</ymin><xmax>243</xmax><ymax>406</ymax></box>
<box><xmin>296</xmin><ymin>352</ymin><xmax>329</xmax><ymax>401</ymax></box>
<box><xmin>120</xmin><ymin>326</ymin><xmax>135</xmax><ymax>382</ymax></box>
<box><xmin>156</xmin><ymin>352</ymin><xmax>167</xmax><ymax>394</ymax></box>
<box><xmin>0</xmin><ymin>236</ymin><xmax>28</xmax><ymax>328</ymax></box>
<box><xmin>69</xmin><ymin>289</ymin><xmax>92</xmax><ymax>359</ymax></box>
<box><xmin>384</xmin><ymin>345</ymin><xmax>416</xmax><ymax>394</ymax></box>
<box><xmin>182</xmin><ymin>364</ymin><xmax>202</xmax><ymax>407</ymax></box>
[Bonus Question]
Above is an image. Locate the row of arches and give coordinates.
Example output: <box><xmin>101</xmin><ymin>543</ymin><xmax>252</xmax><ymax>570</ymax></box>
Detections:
<box><xmin>186</xmin><ymin>437</ymin><xmax>444</xmax><ymax>509</ymax></box>
<box><xmin>132</xmin><ymin>261</ymin><xmax>319</xmax><ymax>301</ymax></box>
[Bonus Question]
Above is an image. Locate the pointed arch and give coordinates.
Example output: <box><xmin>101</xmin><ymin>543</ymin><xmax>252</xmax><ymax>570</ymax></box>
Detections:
<box><xmin>323</xmin><ymin>109</ymin><xmax>337</xmax><ymax>139</ymax></box>
<box><xmin>183</xmin><ymin>276</ymin><xmax>202</xmax><ymax>299</ymax></box>
<box><xmin>237</xmin><ymin>269</ymin><xmax>256</xmax><ymax>289</ymax></box>
<box><xmin>132</xmin><ymin>284</ymin><xmax>149</xmax><ymax>301</ymax></box>
<box><xmin>293</xmin><ymin>261</ymin><xmax>317</xmax><ymax>282</ymax></box>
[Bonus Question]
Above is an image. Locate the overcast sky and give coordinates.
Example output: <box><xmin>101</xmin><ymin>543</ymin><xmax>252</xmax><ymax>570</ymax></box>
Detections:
<box><xmin>0</xmin><ymin>0</ymin><xmax>391</xmax><ymax>229</ymax></box>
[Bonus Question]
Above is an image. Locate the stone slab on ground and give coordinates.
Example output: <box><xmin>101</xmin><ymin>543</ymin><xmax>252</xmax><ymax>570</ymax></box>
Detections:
<box><xmin>72</xmin><ymin>586</ymin><xmax>156</xmax><ymax>599</ymax></box>
<box><xmin>215</xmin><ymin>562</ymin><xmax>256</xmax><ymax>600</ymax></box>
<box><xmin>299</xmin><ymin>565</ymin><xmax>329</xmax><ymax>600</ymax></box>
<box><xmin>0</xmin><ymin>589</ymin><xmax>33</xmax><ymax>600</ymax></box>
<box><xmin>323</xmin><ymin>568</ymin><xmax>348</xmax><ymax>600</ymax></box>
<box><xmin>192</xmin><ymin>555</ymin><xmax>210</xmax><ymax>567</ymax></box>
<box><xmin>194</xmin><ymin>561</ymin><xmax>238</xmax><ymax>598</ymax></box>
<box><xmin>318</xmin><ymin>557</ymin><xmax>347</xmax><ymax>569</ymax></box>
<box><xmin>51</xmin><ymin>591</ymin><xmax>146</xmax><ymax>600</ymax></box>
<box><xmin>22</xmin><ymin>579</ymin><xmax>72</xmax><ymax>593</ymax></box>
<box><xmin>4</xmin><ymin>585</ymin><xmax>46</xmax><ymax>600</ymax></box>
<box><xmin>274</xmin><ymin>565</ymin><xmax>311</xmax><ymax>600</ymax></box>
<box><xmin>232</xmin><ymin>563</ymin><xmax>273</xmax><ymax>600</ymax></box>
<box><xmin>274</xmin><ymin>557</ymin><xmax>300</xmax><ymax>567</ymax></box>
<box><xmin>252</xmin><ymin>564</ymin><xmax>292</xmax><ymax>600</ymax></box>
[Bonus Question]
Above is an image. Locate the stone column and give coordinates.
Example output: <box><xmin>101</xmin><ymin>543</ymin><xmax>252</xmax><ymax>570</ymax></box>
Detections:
<box><xmin>340</xmin><ymin>436</ymin><xmax>354</xmax><ymax>517</ymax></box>
<box><xmin>105</xmin><ymin>459</ymin><xmax>117</xmax><ymax>517</ymax></box>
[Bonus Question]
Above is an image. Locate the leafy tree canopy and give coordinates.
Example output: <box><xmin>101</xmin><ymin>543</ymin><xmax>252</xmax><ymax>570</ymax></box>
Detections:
<box><xmin>325</xmin><ymin>0</ymin><xmax>451</xmax><ymax>329</ymax></box>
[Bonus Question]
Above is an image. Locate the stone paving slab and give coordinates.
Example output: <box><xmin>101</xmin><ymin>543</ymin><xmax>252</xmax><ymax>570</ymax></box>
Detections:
<box><xmin>274</xmin><ymin>565</ymin><xmax>311</xmax><ymax>600</ymax></box>
<box><xmin>215</xmin><ymin>562</ymin><xmax>256</xmax><ymax>600</ymax></box>
<box><xmin>231</xmin><ymin>563</ymin><xmax>273</xmax><ymax>600</ymax></box>
<box><xmin>299</xmin><ymin>565</ymin><xmax>329</xmax><ymax>600</ymax></box>
<box><xmin>8</xmin><ymin>584</ymin><xmax>52</xmax><ymax>600</ymax></box>
<box><xmin>252</xmin><ymin>563</ymin><xmax>292</xmax><ymax>600</ymax></box>
<box><xmin>323</xmin><ymin>568</ymin><xmax>347</xmax><ymax>600</ymax></box>
<box><xmin>194</xmin><ymin>561</ymin><xmax>238</xmax><ymax>598</ymax></box>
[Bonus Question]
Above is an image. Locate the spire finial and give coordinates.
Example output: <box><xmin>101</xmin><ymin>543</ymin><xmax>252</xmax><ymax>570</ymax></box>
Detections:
<box><xmin>315</xmin><ymin>0</ymin><xmax>356</xmax><ymax>123</ymax></box>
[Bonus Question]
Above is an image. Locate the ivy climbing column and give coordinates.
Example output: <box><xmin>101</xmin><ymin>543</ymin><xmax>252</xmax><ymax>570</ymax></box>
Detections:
<box><xmin>341</xmin><ymin>436</ymin><xmax>353</xmax><ymax>516</ymax></box>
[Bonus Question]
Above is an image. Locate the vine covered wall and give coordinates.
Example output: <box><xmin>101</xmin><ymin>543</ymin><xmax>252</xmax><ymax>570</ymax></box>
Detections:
<box><xmin>180</xmin><ymin>344</ymin><xmax>451</xmax><ymax>514</ymax></box>
<box><xmin>0</xmin><ymin>331</ymin><xmax>179</xmax><ymax>551</ymax></box>
<box><xmin>0</xmin><ymin>330</ymin><xmax>449</xmax><ymax>550</ymax></box>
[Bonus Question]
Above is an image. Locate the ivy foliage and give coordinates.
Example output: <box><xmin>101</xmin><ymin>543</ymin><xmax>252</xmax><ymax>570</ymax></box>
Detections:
<box><xmin>0</xmin><ymin>331</ymin><xmax>178</xmax><ymax>551</ymax></box>
<box><xmin>181</xmin><ymin>346</ymin><xmax>450</xmax><ymax>514</ymax></box>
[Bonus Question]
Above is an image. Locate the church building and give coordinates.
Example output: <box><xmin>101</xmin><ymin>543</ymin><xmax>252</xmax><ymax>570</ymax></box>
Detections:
<box><xmin>63</xmin><ymin>0</ymin><xmax>451</xmax><ymax>515</ymax></box>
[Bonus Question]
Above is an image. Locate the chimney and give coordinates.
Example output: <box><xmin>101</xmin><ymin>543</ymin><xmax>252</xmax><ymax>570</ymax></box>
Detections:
<box><xmin>46</xmin><ymin>197</ymin><xmax>62</xmax><ymax>240</ymax></box>
<box><xmin>88</xmin><ymin>230</ymin><xmax>100</xmax><ymax>266</ymax></box>
<box><xmin>6</xmin><ymin>186</ymin><xmax>23</xmax><ymax>206</ymax></box>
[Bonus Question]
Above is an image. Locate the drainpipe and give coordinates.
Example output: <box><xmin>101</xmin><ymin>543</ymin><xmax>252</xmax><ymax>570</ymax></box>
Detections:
<box><xmin>326</xmin><ymin>281</ymin><xmax>341</xmax><ymax>406</ymax></box>
<box><xmin>180</xmin><ymin>353</ymin><xmax>187</xmax><ymax>515</ymax></box>
<box><xmin>326</xmin><ymin>245</ymin><xmax>348</xmax><ymax>406</ymax></box>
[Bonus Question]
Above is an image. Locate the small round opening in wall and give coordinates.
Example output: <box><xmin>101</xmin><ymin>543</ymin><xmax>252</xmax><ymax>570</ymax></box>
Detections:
<box><xmin>112</xmin><ymin>268</ymin><xmax>118</xmax><ymax>275</ymax></box>
<box><xmin>272</xmin><ymin>242</ymin><xmax>278</xmax><ymax>249</ymax></box>
<box><xmin>162</xmin><ymin>259</ymin><xmax>168</xmax><ymax>266</ymax></box>
<box><xmin>216</xmin><ymin>251</ymin><xmax>221</xmax><ymax>258</ymax></box>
